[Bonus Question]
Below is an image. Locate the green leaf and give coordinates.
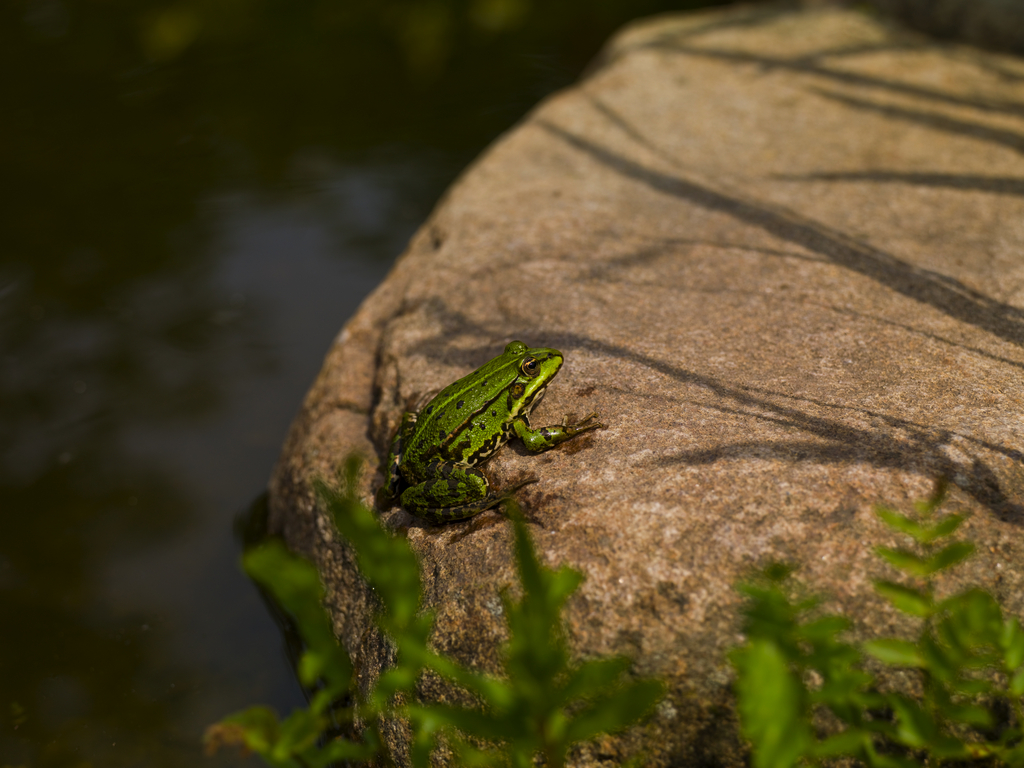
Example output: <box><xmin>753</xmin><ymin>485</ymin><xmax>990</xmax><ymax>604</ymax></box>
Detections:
<box><xmin>798</xmin><ymin>615</ymin><xmax>851</xmax><ymax>642</ymax></box>
<box><xmin>810</xmin><ymin>728</ymin><xmax>870</xmax><ymax>757</ymax></box>
<box><xmin>917</xmin><ymin>633</ymin><xmax>958</xmax><ymax>682</ymax></box>
<box><xmin>412</xmin><ymin>703</ymin><xmax>511</xmax><ymax>742</ymax></box>
<box><xmin>874</xmin><ymin>506</ymin><xmax>928</xmax><ymax>542</ymax></box>
<box><xmin>563</xmin><ymin>678</ymin><xmax>665</xmax><ymax>744</ymax></box>
<box><xmin>763</xmin><ymin>561</ymin><xmax>798</xmax><ymax>583</ymax></box>
<box><xmin>924</xmin><ymin>513</ymin><xmax>967</xmax><ymax>542</ymax></box>
<box><xmin>1000</xmin><ymin>617</ymin><xmax>1024</xmax><ymax>670</ymax></box>
<box><xmin>862</xmin><ymin>639</ymin><xmax>924</xmax><ymax>667</ymax></box>
<box><xmin>1011</xmin><ymin>667</ymin><xmax>1024</xmax><ymax>697</ymax></box>
<box><xmin>913</xmin><ymin>476</ymin><xmax>948</xmax><ymax>517</ymax></box>
<box><xmin>243</xmin><ymin>541</ymin><xmax>353</xmax><ymax>692</ymax></box>
<box><xmin>315</xmin><ymin>737</ymin><xmax>378</xmax><ymax>765</ymax></box>
<box><xmin>205</xmin><ymin>705</ymin><xmax>280</xmax><ymax>755</ymax></box>
<box><xmin>314</xmin><ymin>461</ymin><xmax>423</xmax><ymax>632</ymax></box>
<box><xmin>873</xmin><ymin>546</ymin><xmax>930</xmax><ymax>577</ymax></box>
<box><xmin>733</xmin><ymin>639</ymin><xmax>812</xmax><ymax>768</ymax></box>
<box><xmin>939</xmin><ymin>588</ymin><xmax>1003</xmax><ymax>657</ymax></box>
<box><xmin>888</xmin><ymin>695</ymin><xmax>937</xmax><ymax>748</ymax></box>
<box><xmin>873</xmin><ymin>580</ymin><xmax>932</xmax><ymax>617</ymax></box>
<box><xmin>560</xmin><ymin>657</ymin><xmax>632</xmax><ymax>703</ymax></box>
<box><xmin>926</xmin><ymin>541</ymin><xmax>975</xmax><ymax>574</ymax></box>
<box><xmin>944</xmin><ymin>702</ymin><xmax>994</xmax><ymax>729</ymax></box>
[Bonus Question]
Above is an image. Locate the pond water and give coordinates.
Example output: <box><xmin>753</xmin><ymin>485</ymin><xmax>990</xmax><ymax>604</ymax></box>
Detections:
<box><xmin>0</xmin><ymin>1</ymin><xmax>731</xmax><ymax>764</ymax></box>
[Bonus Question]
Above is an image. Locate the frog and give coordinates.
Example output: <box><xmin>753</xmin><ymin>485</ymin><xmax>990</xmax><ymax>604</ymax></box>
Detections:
<box><xmin>378</xmin><ymin>340</ymin><xmax>603</xmax><ymax>524</ymax></box>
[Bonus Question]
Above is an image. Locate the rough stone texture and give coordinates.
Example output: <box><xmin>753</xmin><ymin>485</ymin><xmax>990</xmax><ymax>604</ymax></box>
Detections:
<box><xmin>269</xmin><ymin>3</ymin><xmax>1024</xmax><ymax>765</ymax></box>
<box><xmin>871</xmin><ymin>0</ymin><xmax>1024</xmax><ymax>54</ymax></box>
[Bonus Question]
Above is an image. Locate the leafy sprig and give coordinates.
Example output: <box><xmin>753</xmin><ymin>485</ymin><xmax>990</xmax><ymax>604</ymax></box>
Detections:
<box><xmin>205</xmin><ymin>456</ymin><xmax>663</xmax><ymax>766</ymax></box>
<box><xmin>732</xmin><ymin>479</ymin><xmax>1024</xmax><ymax>768</ymax></box>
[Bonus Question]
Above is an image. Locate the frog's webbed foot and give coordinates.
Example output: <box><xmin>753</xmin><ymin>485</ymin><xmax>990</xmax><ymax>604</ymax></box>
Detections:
<box><xmin>562</xmin><ymin>411</ymin><xmax>604</xmax><ymax>435</ymax></box>
<box><xmin>512</xmin><ymin>411</ymin><xmax>604</xmax><ymax>452</ymax></box>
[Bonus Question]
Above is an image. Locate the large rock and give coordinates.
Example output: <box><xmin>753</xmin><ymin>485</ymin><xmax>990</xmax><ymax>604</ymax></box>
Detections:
<box><xmin>269</xmin><ymin>3</ymin><xmax>1024</xmax><ymax>765</ymax></box>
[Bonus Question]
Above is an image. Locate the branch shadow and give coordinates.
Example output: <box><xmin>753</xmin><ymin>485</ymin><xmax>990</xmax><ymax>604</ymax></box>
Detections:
<box><xmin>810</xmin><ymin>88</ymin><xmax>1024</xmax><ymax>157</ymax></box>
<box><xmin>536</xmin><ymin>120</ymin><xmax>1024</xmax><ymax>349</ymax></box>
<box><xmin>386</xmin><ymin>303</ymin><xmax>1024</xmax><ymax>525</ymax></box>
<box><xmin>823</xmin><ymin>305</ymin><xmax>1024</xmax><ymax>372</ymax></box>
<box><xmin>634</xmin><ymin>40</ymin><xmax>1024</xmax><ymax>120</ymax></box>
<box><xmin>777</xmin><ymin>171</ymin><xmax>1024</xmax><ymax>198</ymax></box>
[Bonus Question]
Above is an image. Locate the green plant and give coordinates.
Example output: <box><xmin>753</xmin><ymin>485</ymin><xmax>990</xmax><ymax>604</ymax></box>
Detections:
<box><xmin>731</xmin><ymin>479</ymin><xmax>1024</xmax><ymax>768</ymax></box>
<box><xmin>205</xmin><ymin>457</ymin><xmax>663</xmax><ymax>767</ymax></box>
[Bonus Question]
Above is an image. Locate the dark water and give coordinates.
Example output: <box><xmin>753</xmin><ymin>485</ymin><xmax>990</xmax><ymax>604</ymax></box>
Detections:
<box><xmin>0</xmin><ymin>1</ymin><xmax>733</xmax><ymax>764</ymax></box>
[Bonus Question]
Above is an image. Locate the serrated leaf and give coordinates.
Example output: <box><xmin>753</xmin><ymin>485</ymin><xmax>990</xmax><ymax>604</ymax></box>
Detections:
<box><xmin>315</xmin><ymin>466</ymin><xmax>423</xmax><ymax>632</ymax></box>
<box><xmin>863</xmin><ymin>639</ymin><xmax>924</xmax><ymax>667</ymax></box>
<box><xmin>866</xmin><ymin>751</ymin><xmax>919</xmax><ymax>768</ymax></box>
<box><xmin>798</xmin><ymin>615</ymin><xmax>851</xmax><ymax>642</ymax></box>
<box><xmin>874</xmin><ymin>546</ymin><xmax>930</xmax><ymax>577</ymax></box>
<box><xmin>923</xmin><ymin>514</ymin><xmax>966</xmax><ymax>542</ymax></box>
<box><xmin>875</xmin><ymin>506</ymin><xmax>928</xmax><ymax>541</ymax></box>
<box><xmin>1011</xmin><ymin>667</ymin><xmax>1024</xmax><ymax>697</ymax></box>
<box><xmin>243</xmin><ymin>541</ymin><xmax>353</xmax><ymax>691</ymax></box>
<box><xmin>918</xmin><ymin>633</ymin><xmax>958</xmax><ymax>682</ymax></box>
<box><xmin>733</xmin><ymin>639</ymin><xmax>812</xmax><ymax>768</ymax></box>
<box><xmin>563</xmin><ymin>678</ymin><xmax>665</xmax><ymax>743</ymax></box>
<box><xmin>316</xmin><ymin>737</ymin><xmax>378</xmax><ymax>764</ymax></box>
<box><xmin>944</xmin><ymin>702</ymin><xmax>994</xmax><ymax>729</ymax></box>
<box><xmin>926</xmin><ymin>541</ymin><xmax>975</xmax><ymax>574</ymax></box>
<box><xmin>205</xmin><ymin>705</ymin><xmax>280</xmax><ymax>755</ymax></box>
<box><xmin>1001</xmin><ymin>618</ymin><xmax>1024</xmax><ymax>670</ymax></box>
<box><xmin>763</xmin><ymin>561</ymin><xmax>798</xmax><ymax>583</ymax></box>
<box><xmin>810</xmin><ymin>728</ymin><xmax>869</xmax><ymax>757</ymax></box>
<box><xmin>889</xmin><ymin>695</ymin><xmax>936</xmax><ymax>748</ymax></box>
<box><xmin>913</xmin><ymin>477</ymin><xmax>948</xmax><ymax>517</ymax></box>
<box><xmin>414</xmin><ymin>703</ymin><xmax>512</xmax><ymax>742</ymax></box>
<box><xmin>940</xmin><ymin>588</ymin><xmax>1003</xmax><ymax>654</ymax></box>
<box><xmin>925</xmin><ymin>735</ymin><xmax>972</xmax><ymax>760</ymax></box>
<box><xmin>873</xmin><ymin>580</ymin><xmax>932</xmax><ymax>617</ymax></box>
<box><xmin>560</xmin><ymin>657</ymin><xmax>632</xmax><ymax>703</ymax></box>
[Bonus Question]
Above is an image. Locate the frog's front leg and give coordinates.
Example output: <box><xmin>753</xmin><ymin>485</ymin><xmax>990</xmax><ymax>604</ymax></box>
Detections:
<box><xmin>510</xmin><ymin>412</ymin><xmax>604</xmax><ymax>453</ymax></box>
<box><xmin>400</xmin><ymin>460</ymin><xmax>536</xmax><ymax>524</ymax></box>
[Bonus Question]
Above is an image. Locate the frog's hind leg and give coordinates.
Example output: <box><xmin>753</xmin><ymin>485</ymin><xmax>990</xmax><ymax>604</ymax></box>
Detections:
<box><xmin>379</xmin><ymin>411</ymin><xmax>417</xmax><ymax>506</ymax></box>
<box><xmin>401</xmin><ymin>462</ymin><xmax>536</xmax><ymax>524</ymax></box>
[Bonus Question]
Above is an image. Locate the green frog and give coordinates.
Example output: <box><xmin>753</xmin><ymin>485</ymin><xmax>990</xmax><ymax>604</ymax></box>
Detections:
<box><xmin>379</xmin><ymin>340</ymin><xmax>603</xmax><ymax>524</ymax></box>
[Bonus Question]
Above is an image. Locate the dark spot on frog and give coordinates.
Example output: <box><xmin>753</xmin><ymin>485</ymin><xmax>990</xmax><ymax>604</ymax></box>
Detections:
<box><xmin>491</xmin><ymin>410</ymin><xmax>497</xmax><ymax>417</ymax></box>
<box><xmin>575</xmin><ymin>385</ymin><xmax>596</xmax><ymax>397</ymax></box>
<box><xmin>439</xmin><ymin>429</ymin><xmax>446</xmax><ymax>440</ymax></box>
<box><xmin>456</xmin><ymin>400</ymin><xmax>464</xmax><ymax>409</ymax></box>
<box><xmin>425</xmin><ymin>405</ymin><xmax>433</xmax><ymax>415</ymax></box>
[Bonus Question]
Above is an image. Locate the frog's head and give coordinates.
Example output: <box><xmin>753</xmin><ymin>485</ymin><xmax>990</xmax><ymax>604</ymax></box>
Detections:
<box><xmin>503</xmin><ymin>340</ymin><xmax>563</xmax><ymax>416</ymax></box>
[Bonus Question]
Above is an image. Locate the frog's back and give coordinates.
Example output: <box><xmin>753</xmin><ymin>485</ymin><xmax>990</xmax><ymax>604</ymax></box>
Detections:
<box><xmin>406</xmin><ymin>351</ymin><xmax>520</xmax><ymax>465</ymax></box>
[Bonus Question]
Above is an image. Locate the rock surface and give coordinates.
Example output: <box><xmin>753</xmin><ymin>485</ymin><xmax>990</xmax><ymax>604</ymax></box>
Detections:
<box><xmin>872</xmin><ymin>0</ymin><xmax>1024</xmax><ymax>54</ymax></box>
<box><xmin>269</xmin><ymin>3</ymin><xmax>1024</xmax><ymax>765</ymax></box>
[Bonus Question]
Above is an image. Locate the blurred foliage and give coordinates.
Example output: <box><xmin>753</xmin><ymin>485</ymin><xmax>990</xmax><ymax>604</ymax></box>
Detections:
<box><xmin>206</xmin><ymin>456</ymin><xmax>664</xmax><ymax>766</ymax></box>
<box><xmin>732</xmin><ymin>479</ymin><xmax>1024</xmax><ymax>768</ymax></box>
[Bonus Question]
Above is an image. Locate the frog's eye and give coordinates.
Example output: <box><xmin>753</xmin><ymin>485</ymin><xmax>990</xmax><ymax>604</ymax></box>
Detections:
<box><xmin>520</xmin><ymin>356</ymin><xmax>539</xmax><ymax>377</ymax></box>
